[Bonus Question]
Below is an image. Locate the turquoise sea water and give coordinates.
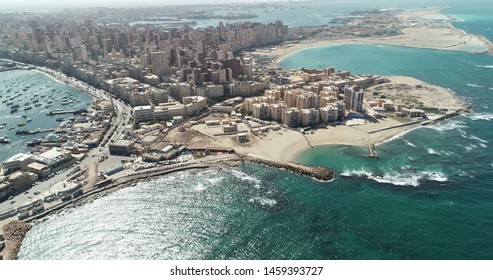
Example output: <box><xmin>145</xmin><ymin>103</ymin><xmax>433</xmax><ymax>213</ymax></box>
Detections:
<box><xmin>17</xmin><ymin>3</ymin><xmax>493</xmax><ymax>259</ymax></box>
<box><xmin>0</xmin><ymin>70</ymin><xmax>94</xmax><ymax>161</ymax></box>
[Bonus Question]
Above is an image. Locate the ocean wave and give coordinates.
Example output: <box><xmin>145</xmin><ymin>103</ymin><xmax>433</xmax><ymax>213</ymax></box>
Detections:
<box><xmin>426</xmin><ymin>148</ymin><xmax>440</xmax><ymax>155</ymax></box>
<box><xmin>456</xmin><ymin>169</ymin><xmax>474</xmax><ymax>179</ymax></box>
<box><xmin>466</xmin><ymin>83</ymin><xmax>485</xmax><ymax>88</ymax></box>
<box><xmin>468</xmin><ymin>112</ymin><xmax>493</xmax><ymax>121</ymax></box>
<box><xmin>464</xmin><ymin>144</ymin><xmax>478</xmax><ymax>153</ymax></box>
<box><xmin>479</xmin><ymin>143</ymin><xmax>488</xmax><ymax>148</ymax></box>
<box><xmin>341</xmin><ymin>169</ymin><xmax>448</xmax><ymax>187</ymax></box>
<box><xmin>376</xmin><ymin>126</ymin><xmax>420</xmax><ymax>146</ymax></box>
<box><xmin>425</xmin><ymin>148</ymin><xmax>454</xmax><ymax>156</ymax></box>
<box><xmin>476</xmin><ymin>65</ymin><xmax>493</xmax><ymax>69</ymax></box>
<box><xmin>404</xmin><ymin>139</ymin><xmax>416</xmax><ymax>147</ymax></box>
<box><xmin>425</xmin><ymin>119</ymin><xmax>468</xmax><ymax>132</ymax></box>
<box><xmin>229</xmin><ymin>169</ymin><xmax>262</xmax><ymax>185</ymax></box>
<box><xmin>460</xmin><ymin>132</ymin><xmax>489</xmax><ymax>144</ymax></box>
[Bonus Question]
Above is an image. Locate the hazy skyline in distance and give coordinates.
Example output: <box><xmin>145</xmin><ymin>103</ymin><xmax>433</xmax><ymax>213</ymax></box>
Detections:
<box><xmin>2</xmin><ymin>0</ymin><xmax>304</xmax><ymax>12</ymax></box>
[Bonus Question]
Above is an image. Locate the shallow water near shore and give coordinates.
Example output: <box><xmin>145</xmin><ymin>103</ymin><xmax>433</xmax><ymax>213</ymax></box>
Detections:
<box><xmin>16</xmin><ymin>6</ymin><xmax>493</xmax><ymax>259</ymax></box>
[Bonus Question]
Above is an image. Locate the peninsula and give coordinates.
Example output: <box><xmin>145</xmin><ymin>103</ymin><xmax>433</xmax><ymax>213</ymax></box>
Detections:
<box><xmin>0</xmin><ymin>4</ymin><xmax>480</xmax><ymax>259</ymax></box>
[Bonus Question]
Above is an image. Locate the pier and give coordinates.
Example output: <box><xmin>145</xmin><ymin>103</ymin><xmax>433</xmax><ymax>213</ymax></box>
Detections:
<box><xmin>240</xmin><ymin>155</ymin><xmax>335</xmax><ymax>181</ymax></box>
<box><xmin>16</xmin><ymin>128</ymin><xmax>58</xmax><ymax>135</ymax></box>
<box><xmin>367</xmin><ymin>143</ymin><xmax>379</xmax><ymax>159</ymax></box>
<box><xmin>46</xmin><ymin>109</ymin><xmax>87</xmax><ymax>116</ymax></box>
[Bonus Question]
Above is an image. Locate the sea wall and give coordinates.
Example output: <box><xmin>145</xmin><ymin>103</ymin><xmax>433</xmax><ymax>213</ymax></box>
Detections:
<box><xmin>0</xmin><ymin>221</ymin><xmax>30</xmax><ymax>260</ymax></box>
<box><xmin>240</xmin><ymin>155</ymin><xmax>335</xmax><ymax>181</ymax></box>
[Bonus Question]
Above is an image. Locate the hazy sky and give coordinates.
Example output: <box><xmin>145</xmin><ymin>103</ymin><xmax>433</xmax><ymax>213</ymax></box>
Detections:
<box><xmin>2</xmin><ymin>0</ymin><xmax>295</xmax><ymax>12</ymax></box>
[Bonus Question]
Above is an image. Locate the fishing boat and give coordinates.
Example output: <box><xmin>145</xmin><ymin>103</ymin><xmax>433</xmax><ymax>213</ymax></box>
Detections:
<box><xmin>18</xmin><ymin>121</ymin><xmax>26</xmax><ymax>127</ymax></box>
<box><xmin>26</xmin><ymin>118</ymin><xmax>32</xmax><ymax>122</ymax></box>
<box><xmin>26</xmin><ymin>138</ymin><xmax>43</xmax><ymax>146</ymax></box>
<box><xmin>0</xmin><ymin>136</ymin><xmax>10</xmax><ymax>144</ymax></box>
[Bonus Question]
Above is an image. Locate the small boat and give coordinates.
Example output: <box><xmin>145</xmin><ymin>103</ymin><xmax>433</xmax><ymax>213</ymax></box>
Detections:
<box><xmin>21</xmin><ymin>115</ymin><xmax>27</xmax><ymax>118</ymax></box>
<box><xmin>26</xmin><ymin>118</ymin><xmax>32</xmax><ymax>122</ymax></box>
<box><xmin>56</xmin><ymin>117</ymin><xmax>64</xmax><ymax>122</ymax></box>
<box><xmin>11</xmin><ymin>109</ymin><xmax>19</xmax><ymax>114</ymax></box>
<box><xmin>24</xmin><ymin>106</ymin><xmax>32</xmax><ymax>110</ymax></box>
<box><xmin>26</xmin><ymin>138</ymin><xmax>43</xmax><ymax>146</ymax></box>
<box><xmin>18</xmin><ymin>121</ymin><xmax>26</xmax><ymax>127</ymax></box>
<box><xmin>0</xmin><ymin>136</ymin><xmax>10</xmax><ymax>144</ymax></box>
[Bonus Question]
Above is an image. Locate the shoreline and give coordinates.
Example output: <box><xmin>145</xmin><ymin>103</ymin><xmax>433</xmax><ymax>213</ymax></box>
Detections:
<box><xmin>1</xmin><ymin>153</ymin><xmax>334</xmax><ymax>259</ymax></box>
<box><xmin>260</xmin><ymin>8</ymin><xmax>493</xmax><ymax>66</ymax></box>
<box><xmin>0</xmin><ymin>7</ymin><xmax>480</xmax><ymax>260</ymax></box>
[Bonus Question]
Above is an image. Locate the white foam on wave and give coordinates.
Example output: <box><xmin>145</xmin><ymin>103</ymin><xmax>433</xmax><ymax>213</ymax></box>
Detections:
<box><xmin>479</xmin><ymin>143</ymin><xmax>488</xmax><ymax>148</ymax></box>
<box><xmin>425</xmin><ymin>119</ymin><xmax>468</xmax><ymax>133</ymax></box>
<box><xmin>342</xmin><ymin>168</ymin><xmax>448</xmax><ymax>187</ymax></box>
<box><xmin>404</xmin><ymin>139</ymin><xmax>416</xmax><ymax>147</ymax></box>
<box><xmin>476</xmin><ymin>65</ymin><xmax>493</xmax><ymax>69</ymax></box>
<box><xmin>229</xmin><ymin>169</ymin><xmax>262</xmax><ymax>184</ymax></box>
<box><xmin>464</xmin><ymin>144</ymin><xmax>478</xmax><ymax>153</ymax></box>
<box><xmin>248</xmin><ymin>197</ymin><xmax>277</xmax><ymax>207</ymax></box>
<box><xmin>466</xmin><ymin>83</ymin><xmax>485</xmax><ymax>88</ymax></box>
<box><xmin>376</xmin><ymin>126</ymin><xmax>420</xmax><ymax>146</ymax></box>
<box><xmin>460</xmin><ymin>132</ymin><xmax>489</xmax><ymax>144</ymax></box>
<box><xmin>426</xmin><ymin>147</ymin><xmax>440</xmax><ymax>155</ymax></box>
<box><xmin>468</xmin><ymin>112</ymin><xmax>493</xmax><ymax>121</ymax></box>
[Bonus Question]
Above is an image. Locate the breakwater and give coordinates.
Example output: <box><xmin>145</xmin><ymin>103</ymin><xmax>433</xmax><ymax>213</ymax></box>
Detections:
<box><xmin>0</xmin><ymin>221</ymin><xmax>30</xmax><ymax>260</ymax></box>
<box><xmin>240</xmin><ymin>155</ymin><xmax>335</xmax><ymax>181</ymax></box>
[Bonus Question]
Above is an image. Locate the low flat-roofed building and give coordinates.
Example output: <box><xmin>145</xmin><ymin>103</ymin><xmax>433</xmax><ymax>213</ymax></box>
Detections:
<box><xmin>109</xmin><ymin>140</ymin><xmax>135</xmax><ymax>156</ymax></box>
<box><xmin>34</xmin><ymin>148</ymin><xmax>75</xmax><ymax>173</ymax></box>
<box><xmin>401</xmin><ymin>108</ymin><xmax>426</xmax><ymax>118</ymax></box>
<box><xmin>0</xmin><ymin>182</ymin><xmax>10</xmax><ymax>200</ymax></box>
<box><xmin>133</xmin><ymin>105</ymin><xmax>154</xmax><ymax>122</ymax></box>
<box><xmin>223</xmin><ymin>123</ymin><xmax>238</xmax><ymax>133</ymax></box>
<box><xmin>205</xmin><ymin>120</ymin><xmax>221</xmax><ymax>126</ymax></box>
<box><xmin>2</xmin><ymin>153</ymin><xmax>34</xmax><ymax>175</ymax></box>
<box><xmin>237</xmin><ymin>132</ymin><xmax>249</xmax><ymax>143</ymax></box>
<box><xmin>7</xmin><ymin>171</ymin><xmax>38</xmax><ymax>191</ymax></box>
<box><xmin>27</xmin><ymin>162</ymin><xmax>51</xmax><ymax>178</ymax></box>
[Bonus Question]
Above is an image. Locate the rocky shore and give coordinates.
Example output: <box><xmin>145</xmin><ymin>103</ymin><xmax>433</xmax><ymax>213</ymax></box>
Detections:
<box><xmin>240</xmin><ymin>155</ymin><xmax>335</xmax><ymax>181</ymax></box>
<box><xmin>0</xmin><ymin>221</ymin><xmax>30</xmax><ymax>260</ymax></box>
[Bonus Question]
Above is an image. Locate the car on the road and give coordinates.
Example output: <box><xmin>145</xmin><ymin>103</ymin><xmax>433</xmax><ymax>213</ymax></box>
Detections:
<box><xmin>34</xmin><ymin>191</ymin><xmax>40</xmax><ymax>195</ymax></box>
<box><xmin>10</xmin><ymin>200</ymin><xmax>15</xmax><ymax>204</ymax></box>
<box><xmin>8</xmin><ymin>196</ymin><xmax>14</xmax><ymax>200</ymax></box>
<box><xmin>24</xmin><ymin>191</ymin><xmax>29</xmax><ymax>194</ymax></box>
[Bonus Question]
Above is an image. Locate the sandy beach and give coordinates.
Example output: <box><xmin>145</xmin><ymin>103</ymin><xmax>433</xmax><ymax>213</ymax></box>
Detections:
<box><xmin>255</xmin><ymin>9</ymin><xmax>493</xmax><ymax>66</ymax></box>
<box><xmin>186</xmin><ymin>74</ymin><xmax>466</xmax><ymax>163</ymax></box>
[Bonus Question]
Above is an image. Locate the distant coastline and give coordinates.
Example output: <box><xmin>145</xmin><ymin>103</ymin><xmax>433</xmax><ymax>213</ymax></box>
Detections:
<box><xmin>249</xmin><ymin>8</ymin><xmax>493</xmax><ymax>67</ymax></box>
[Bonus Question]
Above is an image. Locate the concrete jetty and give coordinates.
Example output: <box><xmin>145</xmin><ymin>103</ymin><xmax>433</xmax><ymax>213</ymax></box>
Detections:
<box><xmin>240</xmin><ymin>155</ymin><xmax>335</xmax><ymax>181</ymax></box>
<box><xmin>46</xmin><ymin>109</ymin><xmax>87</xmax><ymax>115</ymax></box>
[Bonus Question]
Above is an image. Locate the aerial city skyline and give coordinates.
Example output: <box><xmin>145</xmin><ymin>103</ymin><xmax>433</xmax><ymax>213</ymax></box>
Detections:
<box><xmin>0</xmin><ymin>0</ymin><xmax>492</xmax><ymax>266</ymax></box>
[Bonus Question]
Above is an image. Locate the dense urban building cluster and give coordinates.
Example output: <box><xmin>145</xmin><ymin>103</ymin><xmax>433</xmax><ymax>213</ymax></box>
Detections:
<box><xmin>0</xmin><ymin>12</ymin><xmax>294</xmax><ymax>118</ymax></box>
<box><xmin>242</xmin><ymin>68</ymin><xmax>387</xmax><ymax>127</ymax></box>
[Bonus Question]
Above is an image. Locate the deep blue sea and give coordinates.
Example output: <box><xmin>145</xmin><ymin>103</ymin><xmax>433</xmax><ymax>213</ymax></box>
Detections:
<box><xmin>16</xmin><ymin>1</ymin><xmax>493</xmax><ymax>259</ymax></box>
